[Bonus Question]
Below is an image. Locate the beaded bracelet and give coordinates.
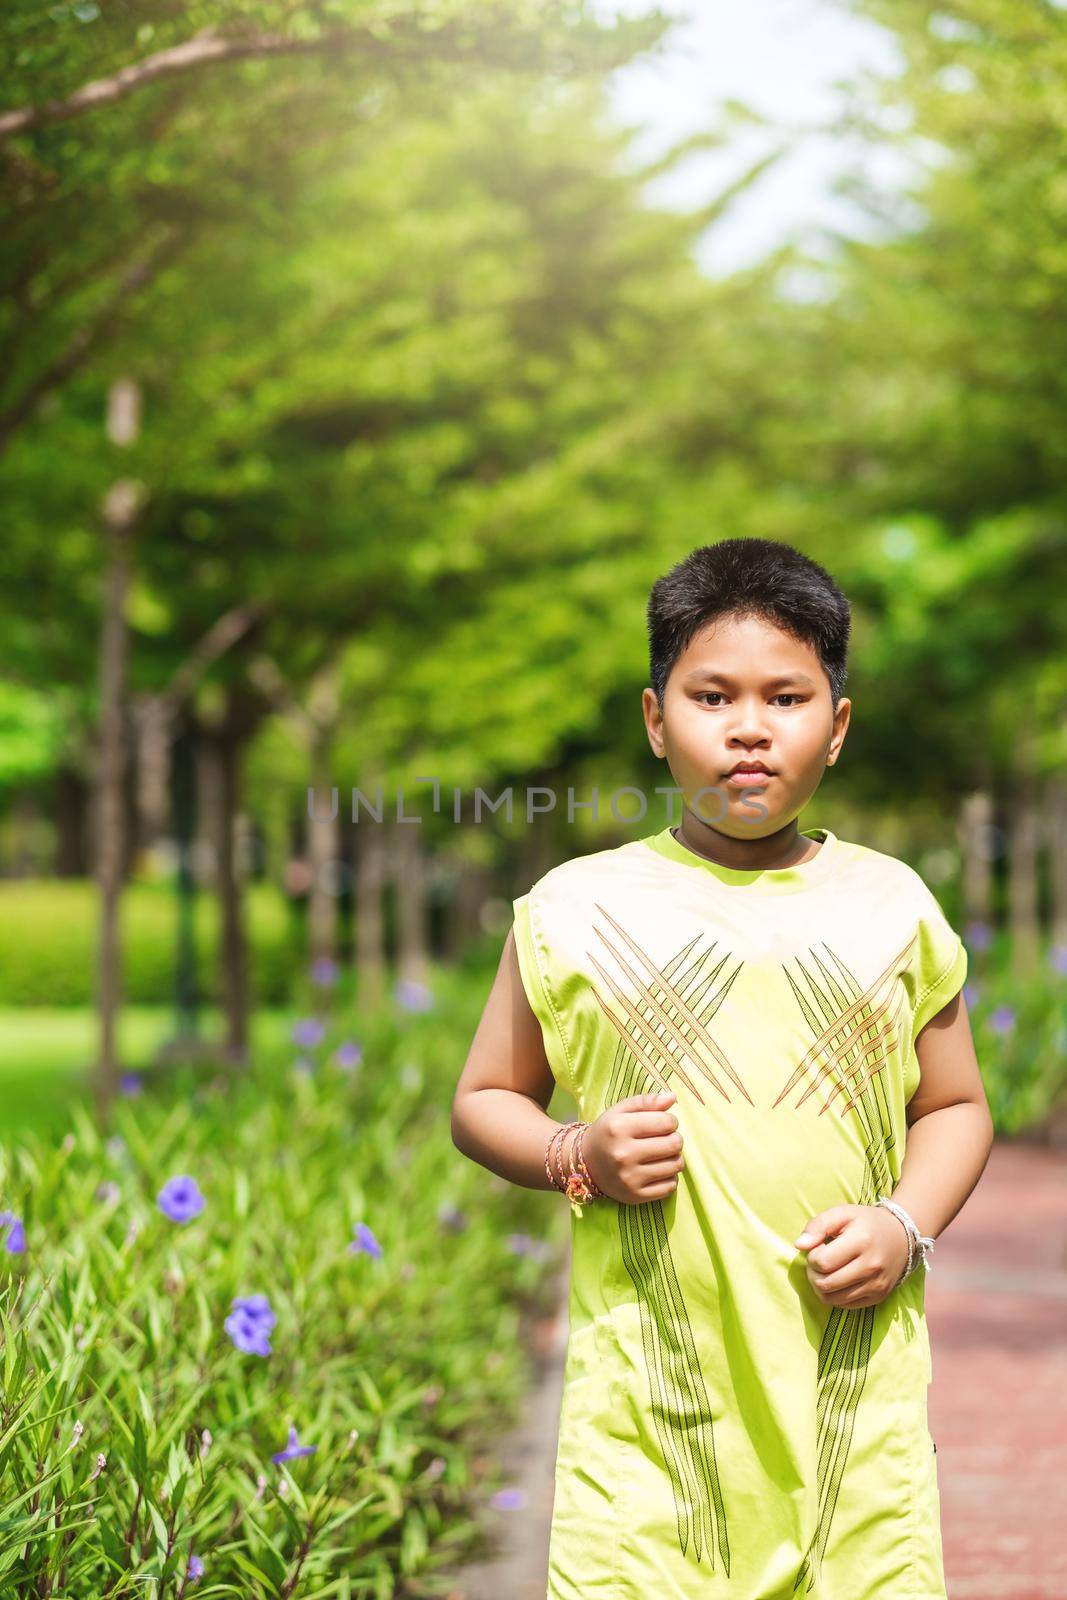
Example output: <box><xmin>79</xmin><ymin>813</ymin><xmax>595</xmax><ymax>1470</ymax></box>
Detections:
<box><xmin>544</xmin><ymin>1124</ymin><xmax>572</xmax><ymax>1191</ymax></box>
<box><xmin>545</xmin><ymin>1122</ymin><xmax>578</xmax><ymax>1196</ymax></box>
<box><xmin>545</xmin><ymin>1120</ymin><xmax>605</xmax><ymax>1216</ymax></box>
<box><xmin>876</xmin><ymin>1195</ymin><xmax>936</xmax><ymax>1286</ymax></box>
<box><xmin>545</xmin><ymin>1122</ymin><xmax>583</xmax><ymax>1200</ymax></box>
<box><xmin>566</xmin><ymin>1123</ymin><xmax>605</xmax><ymax>1217</ymax></box>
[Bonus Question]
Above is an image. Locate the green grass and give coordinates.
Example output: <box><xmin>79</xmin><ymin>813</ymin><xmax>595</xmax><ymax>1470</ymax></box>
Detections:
<box><xmin>0</xmin><ymin>879</ymin><xmax>299</xmax><ymax>1006</ymax></box>
<box><xmin>0</xmin><ymin>1007</ymin><xmax>292</xmax><ymax>1137</ymax></box>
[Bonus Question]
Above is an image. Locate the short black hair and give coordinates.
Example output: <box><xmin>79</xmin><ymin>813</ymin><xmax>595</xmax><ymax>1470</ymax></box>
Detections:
<box><xmin>646</xmin><ymin>538</ymin><xmax>851</xmax><ymax>707</ymax></box>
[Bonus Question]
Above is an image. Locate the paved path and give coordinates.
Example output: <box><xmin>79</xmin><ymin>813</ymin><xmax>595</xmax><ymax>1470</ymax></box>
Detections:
<box><xmin>445</xmin><ymin>1137</ymin><xmax>1067</xmax><ymax>1600</ymax></box>
<box><xmin>928</xmin><ymin>1136</ymin><xmax>1067</xmax><ymax>1600</ymax></box>
<box><xmin>443</xmin><ymin>1260</ymin><xmax>568</xmax><ymax>1600</ymax></box>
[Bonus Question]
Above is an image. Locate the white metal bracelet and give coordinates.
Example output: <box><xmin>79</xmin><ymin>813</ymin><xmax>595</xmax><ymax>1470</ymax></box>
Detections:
<box><xmin>875</xmin><ymin>1195</ymin><xmax>936</xmax><ymax>1286</ymax></box>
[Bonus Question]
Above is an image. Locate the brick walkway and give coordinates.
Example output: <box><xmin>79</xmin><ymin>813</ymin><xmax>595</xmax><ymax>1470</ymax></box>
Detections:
<box><xmin>444</xmin><ymin>1262</ymin><xmax>567</xmax><ymax>1600</ymax></box>
<box><xmin>928</xmin><ymin>1137</ymin><xmax>1067</xmax><ymax>1600</ymax></box>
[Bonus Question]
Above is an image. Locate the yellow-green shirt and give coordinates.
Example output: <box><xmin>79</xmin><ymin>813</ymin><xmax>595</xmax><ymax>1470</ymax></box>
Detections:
<box><xmin>512</xmin><ymin>825</ymin><xmax>967</xmax><ymax>1600</ymax></box>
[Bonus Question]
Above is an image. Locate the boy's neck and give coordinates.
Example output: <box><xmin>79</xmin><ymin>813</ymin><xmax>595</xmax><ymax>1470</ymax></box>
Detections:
<box><xmin>672</xmin><ymin>814</ymin><xmax>821</xmax><ymax>872</ymax></box>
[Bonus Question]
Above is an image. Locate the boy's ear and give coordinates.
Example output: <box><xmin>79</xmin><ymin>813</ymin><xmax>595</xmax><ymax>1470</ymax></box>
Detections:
<box><xmin>827</xmin><ymin>696</ymin><xmax>851</xmax><ymax>766</ymax></box>
<box><xmin>642</xmin><ymin>687</ymin><xmax>666</xmax><ymax>757</ymax></box>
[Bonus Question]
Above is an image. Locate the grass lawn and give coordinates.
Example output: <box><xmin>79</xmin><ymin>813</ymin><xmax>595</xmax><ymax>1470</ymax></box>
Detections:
<box><xmin>0</xmin><ymin>1007</ymin><xmax>291</xmax><ymax>1139</ymax></box>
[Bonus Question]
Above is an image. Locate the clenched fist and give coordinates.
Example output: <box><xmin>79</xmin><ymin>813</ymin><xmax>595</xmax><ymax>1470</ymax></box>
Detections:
<box><xmin>795</xmin><ymin>1203</ymin><xmax>913</xmax><ymax>1308</ymax></box>
<box><xmin>583</xmin><ymin>1090</ymin><xmax>685</xmax><ymax>1205</ymax></box>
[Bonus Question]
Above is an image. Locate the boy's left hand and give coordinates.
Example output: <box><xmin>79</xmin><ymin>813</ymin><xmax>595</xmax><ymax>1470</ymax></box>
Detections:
<box><xmin>793</xmin><ymin>1204</ymin><xmax>911</xmax><ymax>1308</ymax></box>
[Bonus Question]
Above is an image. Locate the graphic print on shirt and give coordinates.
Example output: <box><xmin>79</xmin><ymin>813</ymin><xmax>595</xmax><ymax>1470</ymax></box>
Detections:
<box><xmin>588</xmin><ymin>901</ymin><xmax>751</xmax><ymax>1107</ymax></box>
<box><xmin>587</xmin><ymin>903</ymin><xmax>745</xmax><ymax>1574</ymax></box>
<box><xmin>772</xmin><ymin>936</ymin><xmax>914</xmax><ymax>1595</ymax></box>
<box><xmin>773</xmin><ymin>936</ymin><xmax>914</xmax><ymax>1120</ymax></box>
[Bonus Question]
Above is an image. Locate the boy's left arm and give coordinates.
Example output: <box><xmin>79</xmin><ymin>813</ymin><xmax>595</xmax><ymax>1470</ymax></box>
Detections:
<box><xmin>795</xmin><ymin>991</ymin><xmax>995</xmax><ymax>1308</ymax></box>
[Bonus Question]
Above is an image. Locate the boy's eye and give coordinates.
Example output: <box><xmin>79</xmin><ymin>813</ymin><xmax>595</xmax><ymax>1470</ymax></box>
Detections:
<box><xmin>696</xmin><ymin>692</ymin><xmax>802</xmax><ymax>707</ymax></box>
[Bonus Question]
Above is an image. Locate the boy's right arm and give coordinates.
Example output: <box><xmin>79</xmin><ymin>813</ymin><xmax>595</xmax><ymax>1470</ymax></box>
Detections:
<box><xmin>450</xmin><ymin>926</ymin><xmax>569</xmax><ymax>1193</ymax></box>
<box><xmin>450</xmin><ymin>928</ymin><xmax>686</xmax><ymax>1204</ymax></box>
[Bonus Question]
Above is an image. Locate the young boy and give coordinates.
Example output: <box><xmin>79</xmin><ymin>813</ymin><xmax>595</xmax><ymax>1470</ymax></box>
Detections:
<box><xmin>451</xmin><ymin>538</ymin><xmax>993</xmax><ymax>1600</ymax></box>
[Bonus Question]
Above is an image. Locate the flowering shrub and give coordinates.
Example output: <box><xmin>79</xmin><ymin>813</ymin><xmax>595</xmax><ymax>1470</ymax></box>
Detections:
<box><xmin>0</xmin><ymin>986</ymin><xmax>564</xmax><ymax>1595</ymax></box>
<box><xmin>962</xmin><ymin>936</ymin><xmax>1067</xmax><ymax>1133</ymax></box>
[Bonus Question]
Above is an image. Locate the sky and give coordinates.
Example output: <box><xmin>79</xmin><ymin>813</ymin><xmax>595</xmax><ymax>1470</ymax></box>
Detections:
<box><xmin>593</xmin><ymin>0</ymin><xmax>909</xmax><ymax>279</ymax></box>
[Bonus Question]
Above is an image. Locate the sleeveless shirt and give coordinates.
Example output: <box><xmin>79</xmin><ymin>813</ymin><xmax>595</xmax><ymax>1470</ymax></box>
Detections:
<box><xmin>511</xmin><ymin>825</ymin><xmax>967</xmax><ymax>1600</ymax></box>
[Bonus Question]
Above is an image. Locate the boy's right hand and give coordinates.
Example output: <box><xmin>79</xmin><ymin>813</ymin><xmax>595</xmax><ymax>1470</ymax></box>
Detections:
<box><xmin>583</xmin><ymin>1090</ymin><xmax>685</xmax><ymax>1205</ymax></box>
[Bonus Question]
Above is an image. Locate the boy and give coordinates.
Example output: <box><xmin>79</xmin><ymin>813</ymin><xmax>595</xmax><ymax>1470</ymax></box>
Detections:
<box><xmin>451</xmin><ymin>538</ymin><xmax>993</xmax><ymax>1599</ymax></box>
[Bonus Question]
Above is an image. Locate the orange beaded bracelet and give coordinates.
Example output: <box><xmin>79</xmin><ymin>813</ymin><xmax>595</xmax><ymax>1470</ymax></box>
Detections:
<box><xmin>545</xmin><ymin>1120</ymin><xmax>605</xmax><ymax>1216</ymax></box>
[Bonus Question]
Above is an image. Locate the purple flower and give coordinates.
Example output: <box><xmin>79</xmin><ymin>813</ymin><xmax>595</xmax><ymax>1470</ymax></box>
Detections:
<box><xmin>335</xmin><ymin>1040</ymin><xmax>363</xmax><ymax>1071</ymax></box>
<box><xmin>438</xmin><ymin>1202</ymin><xmax>468</xmax><ymax>1233</ymax></box>
<box><xmin>394</xmin><ymin>977</ymin><xmax>434</xmax><ymax>1014</ymax></box>
<box><xmin>1050</xmin><ymin>944</ymin><xmax>1067</xmax><ymax>977</ymax></box>
<box><xmin>310</xmin><ymin>957</ymin><xmax>339</xmax><ymax>987</ymax></box>
<box><xmin>348</xmin><ymin>1222</ymin><xmax>383</xmax><ymax>1259</ymax></box>
<box><xmin>988</xmin><ymin>1004</ymin><xmax>1016</xmax><ymax>1036</ymax></box>
<box><xmin>224</xmin><ymin>1293</ymin><xmax>276</xmax><ymax>1357</ymax></box>
<box><xmin>233</xmin><ymin>1292</ymin><xmax>276</xmax><ymax>1327</ymax></box>
<box><xmin>119</xmin><ymin>1073</ymin><xmax>143</xmax><ymax>1097</ymax></box>
<box><xmin>490</xmin><ymin>1487</ymin><xmax>526</xmax><ymax>1510</ymax></box>
<box><xmin>271</xmin><ymin>1425</ymin><xmax>317</xmax><ymax>1464</ymax></box>
<box><xmin>0</xmin><ymin>1212</ymin><xmax>26</xmax><ymax>1254</ymax></box>
<box><xmin>964</xmin><ymin>920</ymin><xmax>993</xmax><ymax>952</ymax></box>
<box><xmin>505</xmin><ymin>1233</ymin><xmax>552</xmax><ymax>1262</ymax></box>
<box><xmin>187</xmin><ymin>1554</ymin><xmax>204</xmax><ymax>1584</ymax></box>
<box><xmin>963</xmin><ymin>982</ymin><xmax>981</xmax><ymax>1008</ymax></box>
<box><xmin>157</xmin><ymin>1176</ymin><xmax>206</xmax><ymax>1225</ymax></box>
<box><xmin>291</xmin><ymin>1017</ymin><xmax>325</xmax><ymax>1049</ymax></box>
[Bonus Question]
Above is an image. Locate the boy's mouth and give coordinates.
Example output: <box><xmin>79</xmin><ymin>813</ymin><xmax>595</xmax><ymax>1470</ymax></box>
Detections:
<box><xmin>724</xmin><ymin>763</ymin><xmax>774</xmax><ymax>787</ymax></box>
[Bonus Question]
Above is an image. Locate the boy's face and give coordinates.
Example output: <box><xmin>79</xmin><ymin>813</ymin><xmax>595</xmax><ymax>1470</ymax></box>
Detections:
<box><xmin>642</xmin><ymin>612</ymin><xmax>850</xmax><ymax>839</ymax></box>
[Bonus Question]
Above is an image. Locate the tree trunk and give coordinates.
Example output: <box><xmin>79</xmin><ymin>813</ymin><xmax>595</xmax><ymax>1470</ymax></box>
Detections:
<box><xmin>121</xmin><ymin>699</ymin><xmax>142</xmax><ymax>882</ymax></box>
<box><xmin>354</xmin><ymin>814</ymin><xmax>387</xmax><ymax>1012</ymax></box>
<box><xmin>958</xmin><ymin>789</ymin><xmax>994</xmax><ymax>930</ymax></box>
<box><xmin>93</xmin><ymin>480</ymin><xmax>139</xmax><ymax>1114</ymax></box>
<box><xmin>172</xmin><ymin>718</ymin><xmax>201</xmax><ymax>1042</ymax></box>
<box><xmin>193</xmin><ymin>730</ymin><xmax>220</xmax><ymax>890</ymax></box>
<box><xmin>1008</xmin><ymin>773</ymin><xmax>1040</xmax><ymax>979</ymax></box>
<box><xmin>447</xmin><ymin>851</ymin><xmax>495</xmax><ymax>957</ymax></box>
<box><xmin>1047</xmin><ymin>775</ymin><xmax>1067</xmax><ymax>949</ymax></box>
<box><xmin>132</xmin><ymin>692</ymin><xmax>171</xmax><ymax>853</ymax></box>
<box><xmin>54</xmin><ymin>765</ymin><xmax>91</xmax><ymax>876</ymax></box>
<box><xmin>203</xmin><ymin>718</ymin><xmax>250</xmax><ymax>1068</ymax></box>
<box><xmin>307</xmin><ymin>731</ymin><xmax>339</xmax><ymax>967</ymax></box>
<box><xmin>394</xmin><ymin>813</ymin><xmax>429</xmax><ymax>986</ymax></box>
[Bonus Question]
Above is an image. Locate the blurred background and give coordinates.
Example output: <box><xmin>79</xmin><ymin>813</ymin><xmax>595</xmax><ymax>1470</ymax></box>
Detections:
<box><xmin>1</xmin><ymin>2</ymin><xmax>1065</xmax><ymax>1595</ymax></box>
